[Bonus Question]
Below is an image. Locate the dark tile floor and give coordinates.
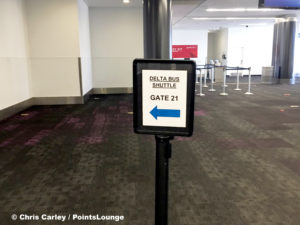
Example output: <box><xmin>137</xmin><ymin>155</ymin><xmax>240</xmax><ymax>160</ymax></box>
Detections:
<box><xmin>0</xmin><ymin>82</ymin><xmax>300</xmax><ymax>225</ymax></box>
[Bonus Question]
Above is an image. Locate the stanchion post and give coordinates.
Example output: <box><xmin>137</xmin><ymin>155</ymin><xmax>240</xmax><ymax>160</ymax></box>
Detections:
<box><xmin>234</xmin><ymin>68</ymin><xmax>241</xmax><ymax>91</ymax></box>
<box><xmin>203</xmin><ymin>68</ymin><xmax>208</xmax><ymax>87</ymax></box>
<box><xmin>245</xmin><ymin>67</ymin><xmax>253</xmax><ymax>95</ymax></box>
<box><xmin>195</xmin><ymin>69</ymin><xmax>199</xmax><ymax>92</ymax></box>
<box><xmin>209</xmin><ymin>66</ymin><xmax>216</xmax><ymax>92</ymax></box>
<box><xmin>223</xmin><ymin>66</ymin><xmax>228</xmax><ymax>87</ymax></box>
<box><xmin>155</xmin><ymin>135</ymin><xmax>172</xmax><ymax>225</ymax></box>
<box><xmin>197</xmin><ymin>72</ymin><xmax>205</xmax><ymax>96</ymax></box>
<box><xmin>196</xmin><ymin>69</ymin><xmax>200</xmax><ymax>84</ymax></box>
<box><xmin>212</xmin><ymin>65</ymin><xmax>215</xmax><ymax>83</ymax></box>
<box><xmin>220</xmin><ymin>67</ymin><xmax>228</xmax><ymax>96</ymax></box>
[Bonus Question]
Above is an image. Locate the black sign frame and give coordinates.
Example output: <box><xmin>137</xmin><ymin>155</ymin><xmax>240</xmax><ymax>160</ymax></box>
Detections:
<box><xmin>133</xmin><ymin>59</ymin><xmax>196</xmax><ymax>137</ymax></box>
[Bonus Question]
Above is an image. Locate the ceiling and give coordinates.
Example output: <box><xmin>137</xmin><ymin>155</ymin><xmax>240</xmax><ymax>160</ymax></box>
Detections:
<box><xmin>174</xmin><ymin>0</ymin><xmax>300</xmax><ymax>30</ymax></box>
<box><xmin>84</xmin><ymin>0</ymin><xmax>300</xmax><ymax>30</ymax></box>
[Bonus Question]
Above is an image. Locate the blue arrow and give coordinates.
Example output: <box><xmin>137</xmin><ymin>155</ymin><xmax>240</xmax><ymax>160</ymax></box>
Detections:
<box><xmin>150</xmin><ymin>106</ymin><xmax>181</xmax><ymax>120</ymax></box>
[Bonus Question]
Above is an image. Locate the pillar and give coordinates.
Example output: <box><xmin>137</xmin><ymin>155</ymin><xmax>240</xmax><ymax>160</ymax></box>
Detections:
<box><xmin>272</xmin><ymin>17</ymin><xmax>297</xmax><ymax>84</ymax></box>
<box><xmin>143</xmin><ymin>0</ymin><xmax>172</xmax><ymax>59</ymax></box>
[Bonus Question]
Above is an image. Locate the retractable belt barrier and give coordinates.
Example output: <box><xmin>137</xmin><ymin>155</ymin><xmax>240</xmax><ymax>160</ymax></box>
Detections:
<box><xmin>197</xmin><ymin>64</ymin><xmax>215</xmax><ymax>92</ymax></box>
<box><xmin>196</xmin><ymin>71</ymin><xmax>205</xmax><ymax>97</ymax></box>
<box><xmin>196</xmin><ymin>64</ymin><xmax>214</xmax><ymax>88</ymax></box>
<box><xmin>195</xmin><ymin>65</ymin><xmax>253</xmax><ymax>97</ymax></box>
<box><xmin>224</xmin><ymin>66</ymin><xmax>251</xmax><ymax>91</ymax></box>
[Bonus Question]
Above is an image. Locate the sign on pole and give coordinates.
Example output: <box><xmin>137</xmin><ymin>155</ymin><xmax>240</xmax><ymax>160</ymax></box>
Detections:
<box><xmin>172</xmin><ymin>45</ymin><xmax>198</xmax><ymax>59</ymax></box>
<box><xmin>133</xmin><ymin>59</ymin><xmax>196</xmax><ymax>137</ymax></box>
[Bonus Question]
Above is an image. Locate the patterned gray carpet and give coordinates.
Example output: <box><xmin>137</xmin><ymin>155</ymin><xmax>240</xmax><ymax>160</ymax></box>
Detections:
<box><xmin>0</xmin><ymin>83</ymin><xmax>300</xmax><ymax>225</ymax></box>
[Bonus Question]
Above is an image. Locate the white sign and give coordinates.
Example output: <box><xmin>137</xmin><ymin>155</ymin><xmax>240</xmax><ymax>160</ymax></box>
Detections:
<box><xmin>142</xmin><ymin>70</ymin><xmax>187</xmax><ymax>128</ymax></box>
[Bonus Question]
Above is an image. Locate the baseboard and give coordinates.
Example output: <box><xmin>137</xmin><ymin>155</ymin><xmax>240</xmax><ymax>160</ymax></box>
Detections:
<box><xmin>0</xmin><ymin>98</ymin><xmax>34</xmax><ymax>121</ymax></box>
<box><xmin>83</xmin><ymin>89</ymin><xmax>93</xmax><ymax>103</ymax></box>
<box><xmin>261</xmin><ymin>77</ymin><xmax>279</xmax><ymax>84</ymax></box>
<box><xmin>93</xmin><ymin>87</ymin><xmax>133</xmax><ymax>94</ymax></box>
<box><xmin>279</xmin><ymin>78</ymin><xmax>294</xmax><ymax>85</ymax></box>
<box><xmin>0</xmin><ymin>96</ymin><xmax>84</xmax><ymax>122</ymax></box>
<box><xmin>0</xmin><ymin>88</ymin><xmax>132</xmax><ymax>122</ymax></box>
<box><xmin>32</xmin><ymin>96</ymin><xmax>84</xmax><ymax>105</ymax></box>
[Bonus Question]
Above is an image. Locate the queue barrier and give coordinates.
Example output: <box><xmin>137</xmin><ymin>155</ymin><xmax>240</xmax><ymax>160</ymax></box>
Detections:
<box><xmin>196</xmin><ymin>65</ymin><xmax>253</xmax><ymax>97</ymax></box>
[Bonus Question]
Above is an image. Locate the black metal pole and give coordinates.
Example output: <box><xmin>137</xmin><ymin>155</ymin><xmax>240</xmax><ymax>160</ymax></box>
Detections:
<box><xmin>155</xmin><ymin>135</ymin><xmax>173</xmax><ymax>225</ymax></box>
<box><xmin>143</xmin><ymin>0</ymin><xmax>172</xmax><ymax>59</ymax></box>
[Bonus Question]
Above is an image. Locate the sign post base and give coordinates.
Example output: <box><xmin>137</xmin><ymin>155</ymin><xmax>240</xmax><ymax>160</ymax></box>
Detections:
<box><xmin>219</xmin><ymin>93</ymin><xmax>228</xmax><ymax>96</ymax></box>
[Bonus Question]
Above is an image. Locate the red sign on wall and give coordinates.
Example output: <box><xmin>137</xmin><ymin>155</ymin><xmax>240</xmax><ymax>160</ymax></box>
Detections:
<box><xmin>172</xmin><ymin>45</ymin><xmax>198</xmax><ymax>58</ymax></box>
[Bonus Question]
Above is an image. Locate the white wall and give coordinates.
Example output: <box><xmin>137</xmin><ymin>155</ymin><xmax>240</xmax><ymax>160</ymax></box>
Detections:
<box><xmin>78</xmin><ymin>0</ymin><xmax>93</xmax><ymax>95</ymax></box>
<box><xmin>90</xmin><ymin>7</ymin><xmax>143</xmax><ymax>88</ymax></box>
<box><xmin>25</xmin><ymin>0</ymin><xmax>81</xmax><ymax>97</ymax></box>
<box><xmin>0</xmin><ymin>0</ymin><xmax>31</xmax><ymax>110</ymax></box>
<box><xmin>227</xmin><ymin>26</ymin><xmax>274</xmax><ymax>75</ymax></box>
<box><xmin>172</xmin><ymin>29</ymin><xmax>208</xmax><ymax>65</ymax></box>
<box><xmin>207</xmin><ymin>29</ymin><xmax>228</xmax><ymax>63</ymax></box>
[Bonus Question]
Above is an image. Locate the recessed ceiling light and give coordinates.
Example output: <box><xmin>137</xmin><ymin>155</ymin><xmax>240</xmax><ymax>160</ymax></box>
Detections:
<box><xmin>123</xmin><ymin>0</ymin><xmax>130</xmax><ymax>3</ymax></box>
<box><xmin>192</xmin><ymin>17</ymin><xmax>276</xmax><ymax>21</ymax></box>
<box><xmin>206</xmin><ymin>8</ymin><xmax>283</xmax><ymax>12</ymax></box>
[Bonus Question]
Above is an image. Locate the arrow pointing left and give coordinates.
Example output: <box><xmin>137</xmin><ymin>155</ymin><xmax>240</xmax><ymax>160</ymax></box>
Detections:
<box><xmin>150</xmin><ymin>106</ymin><xmax>181</xmax><ymax>120</ymax></box>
